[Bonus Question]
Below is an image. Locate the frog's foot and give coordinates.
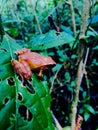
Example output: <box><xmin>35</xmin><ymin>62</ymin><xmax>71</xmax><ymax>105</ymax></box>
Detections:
<box><xmin>15</xmin><ymin>48</ymin><xmax>30</xmax><ymax>55</ymax></box>
<box><xmin>38</xmin><ymin>69</ymin><xmax>43</xmax><ymax>78</ymax></box>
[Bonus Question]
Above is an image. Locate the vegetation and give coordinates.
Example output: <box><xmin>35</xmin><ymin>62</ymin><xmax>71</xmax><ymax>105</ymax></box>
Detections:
<box><xmin>0</xmin><ymin>0</ymin><xmax>98</xmax><ymax>130</ymax></box>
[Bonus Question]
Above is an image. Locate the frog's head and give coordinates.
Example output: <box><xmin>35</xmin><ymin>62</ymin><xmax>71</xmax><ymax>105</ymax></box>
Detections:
<box><xmin>15</xmin><ymin>48</ymin><xmax>30</xmax><ymax>56</ymax></box>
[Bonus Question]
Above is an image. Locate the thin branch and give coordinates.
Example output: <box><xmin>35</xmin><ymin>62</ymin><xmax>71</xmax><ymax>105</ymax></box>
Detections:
<box><xmin>71</xmin><ymin>48</ymin><xmax>90</xmax><ymax>130</ymax></box>
<box><xmin>51</xmin><ymin>111</ymin><xmax>63</xmax><ymax>130</ymax></box>
<box><xmin>71</xmin><ymin>60</ymin><xmax>83</xmax><ymax>130</ymax></box>
<box><xmin>64</xmin><ymin>0</ymin><xmax>71</xmax><ymax>5</ymax></box>
<box><xmin>89</xmin><ymin>26</ymin><xmax>98</xmax><ymax>36</ymax></box>
<box><xmin>84</xmin><ymin>48</ymin><xmax>89</xmax><ymax>66</ymax></box>
<box><xmin>79</xmin><ymin>0</ymin><xmax>90</xmax><ymax>39</ymax></box>
<box><xmin>30</xmin><ymin>0</ymin><xmax>42</xmax><ymax>34</ymax></box>
<box><xmin>50</xmin><ymin>66</ymin><xmax>62</xmax><ymax>94</ymax></box>
<box><xmin>84</xmin><ymin>70</ymin><xmax>90</xmax><ymax>103</ymax></box>
<box><xmin>68</xmin><ymin>0</ymin><xmax>76</xmax><ymax>36</ymax></box>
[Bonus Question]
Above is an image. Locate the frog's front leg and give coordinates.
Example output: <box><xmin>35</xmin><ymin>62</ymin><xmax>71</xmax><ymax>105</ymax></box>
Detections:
<box><xmin>38</xmin><ymin>66</ymin><xmax>48</xmax><ymax>78</ymax></box>
<box><xmin>11</xmin><ymin>59</ymin><xmax>32</xmax><ymax>79</ymax></box>
<box><xmin>38</xmin><ymin>68</ymin><xmax>43</xmax><ymax>78</ymax></box>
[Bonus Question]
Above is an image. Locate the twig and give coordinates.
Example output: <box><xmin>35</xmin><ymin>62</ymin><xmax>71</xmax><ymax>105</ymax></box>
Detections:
<box><xmin>51</xmin><ymin>111</ymin><xmax>63</xmax><ymax>130</ymax></box>
<box><xmin>30</xmin><ymin>0</ymin><xmax>42</xmax><ymax>34</ymax></box>
<box><xmin>64</xmin><ymin>0</ymin><xmax>70</xmax><ymax>5</ymax></box>
<box><xmin>50</xmin><ymin>66</ymin><xmax>62</xmax><ymax>94</ymax></box>
<box><xmin>71</xmin><ymin>48</ymin><xmax>90</xmax><ymax>130</ymax></box>
<box><xmin>68</xmin><ymin>0</ymin><xmax>76</xmax><ymax>36</ymax></box>
<box><xmin>79</xmin><ymin>0</ymin><xmax>90</xmax><ymax>39</ymax></box>
<box><xmin>84</xmin><ymin>48</ymin><xmax>89</xmax><ymax>66</ymax></box>
<box><xmin>71</xmin><ymin>59</ymin><xmax>84</xmax><ymax>130</ymax></box>
<box><xmin>71</xmin><ymin>0</ymin><xmax>90</xmax><ymax>127</ymax></box>
<box><xmin>84</xmin><ymin>48</ymin><xmax>90</xmax><ymax>102</ymax></box>
<box><xmin>84</xmin><ymin>70</ymin><xmax>90</xmax><ymax>103</ymax></box>
<box><xmin>89</xmin><ymin>26</ymin><xmax>98</xmax><ymax>36</ymax></box>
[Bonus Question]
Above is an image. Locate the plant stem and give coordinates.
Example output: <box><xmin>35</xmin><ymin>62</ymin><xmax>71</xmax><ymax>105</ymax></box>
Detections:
<box><xmin>71</xmin><ymin>59</ymin><xmax>84</xmax><ymax>130</ymax></box>
<box><xmin>51</xmin><ymin>111</ymin><xmax>63</xmax><ymax>130</ymax></box>
<box><xmin>79</xmin><ymin>0</ymin><xmax>90</xmax><ymax>39</ymax></box>
<box><xmin>69</xmin><ymin>0</ymin><xmax>76</xmax><ymax>36</ymax></box>
<box><xmin>71</xmin><ymin>1</ymin><xmax>90</xmax><ymax>129</ymax></box>
<box><xmin>30</xmin><ymin>0</ymin><xmax>42</xmax><ymax>34</ymax></box>
<box><xmin>50</xmin><ymin>66</ymin><xmax>62</xmax><ymax>94</ymax></box>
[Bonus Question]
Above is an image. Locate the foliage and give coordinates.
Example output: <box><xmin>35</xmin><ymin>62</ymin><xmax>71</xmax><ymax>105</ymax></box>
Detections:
<box><xmin>27</xmin><ymin>30</ymin><xmax>75</xmax><ymax>50</ymax></box>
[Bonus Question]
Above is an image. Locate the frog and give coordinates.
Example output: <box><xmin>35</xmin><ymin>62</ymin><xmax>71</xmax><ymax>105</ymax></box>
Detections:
<box><xmin>11</xmin><ymin>48</ymin><xmax>56</xmax><ymax>79</ymax></box>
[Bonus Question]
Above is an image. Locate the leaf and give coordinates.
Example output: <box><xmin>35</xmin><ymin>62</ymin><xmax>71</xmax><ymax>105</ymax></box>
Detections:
<box><xmin>91</xmin><ymin>59</ymin><xmax>98</xmax><ymax>66</ymax></box>
<box><xmin>0</xmin><ymin>35</ymin><xmax>22</xmax><ymax>80</ymax></box>
<box><xmin>8</xmin><ymin>28</ymin><xmax>19</xmax><ymax>37</ymax></box>
<box><xmin>28</xmin><ymin>30</ymin><xmax>75</xmax><ymax>50</ymax></box>
<box><xmin>60</xmin><ymin>25</ymin><xmax>73</xmax><ymax>35</ymax></box>
<box><xmin>85</xmin><ymin>105</ymin><xmax>95</xmax><ymax>114</ymax></box>
<box><xmin>88</xmin><ymin>15</ymin><xmax>98</xmax><ymax>24</ymax></box>
<box><xmin>0</xmin><ymin>35</ymin><xmax>55</xmax><ymax>129</ymax></box>
<box><xmin>63</xmin><ymin>126</ymin><xmax>71</xmax><ymax>130</ymax></box>
<box><xmin>86</xmin><ymin>30</ymin><xmax>96</xmax><ymax>37</ymax></box>
<box><xmin>84</xmin><ymin>112</ymin><xmax>90</xmax><ymax>121</ymax></box>
<box><xmin>71</xmin><ymin>54</ymin><xmax>77</xmax><ymax>59</ymax></box>
<box><xmin>93</xmin><ymin>45</ymin><xmax>98</xmax><ymax>50</ymax></box>
<box><xmin>52</xmin><ymin>64</ymin><xmax>62</xmax><ymax>72</ymax></box>
<box><xmin>13</xmin><ymin>74</ymin><xmax>54</xmax><ymax>130</ymax></box>
<box><xmin>64</xmin><ymin>72</ymin><xmax>71</xmax><ymax>82</ymax></box>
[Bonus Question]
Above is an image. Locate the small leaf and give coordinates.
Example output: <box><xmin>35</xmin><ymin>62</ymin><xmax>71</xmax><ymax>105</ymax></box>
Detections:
<box><xmin>86</xmin><ymin>30</ymin><xmax>96</xmax><ymax>37</ymax></box>
<box><xmin>64</xmin><ymin>72</ymin><xmax>71</xmax><ymax>82</ymax></box>
<box><xmin>85</xmin><ymin>105</ymin><xmax>95</xmax><ymax>114</ymax></box>
<box><xmin>52</xmin><ymin>64</ymin><xmax>62</xmax><ymax>72</ymax></box>
<box><xmin>8</xmin><ymin>28</ymin><xmax>19</xmax><ymax>37</ymax></box>
<box><xmin>70</xmin><ymin>80</ymin><xmax>76</xmax><ymax>87</ymax></box>
<box><xmin>84</xmin><ymin>112</ymin><xmax>90</xmax><ymax>121</ymax></box>
<box><xmin>93</xmin><ymin>45</ymin><xmax>98</xmax><ymax>50</ymax></box>
<box><xmin>71</xmin><ymin>54</ymin><xmax>77</xmax><ymax>59</ymax></box>
<box><xmin>91</xmin><ymin>59</ymin><xmax>98</xmax><ymax>66</ymax></box>
<box><xmin>82</xmin><ymin>91</ymin><xmax>87</xmax><ymax>98</ymax></box>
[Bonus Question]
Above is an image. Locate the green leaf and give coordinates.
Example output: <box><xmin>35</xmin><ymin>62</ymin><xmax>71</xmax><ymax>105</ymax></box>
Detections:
<box><xmin>70</xmin><ymin>80</ymin><xmax>76</xmax><ymax>87</ymax></box>
<box><xmin>8</xmin><ymin>28</ymin><xmax>19</xmax><ymax>37</ymax></box>
<box><xmin>71</xmin><ymin>54</ymin><xmax>77</xmax><ymax>59</ymax></box>
<box><xmin>0</xmin><ymin>35</ymin><xmax>22</xmax><ymax>80</ymax></box>
<box><xmin>28</xmin><ymin>30</ymin><xmax>75</xmax><ymax>50</ymax></box>
<box><xmin>64</xmin><ymin>72</ymin><xmax>71</xmax><ymax>82</ymax></box>
<box><xmin>93</xmin><ymin>45</ymin><xmax>98</xmax><ymax>50</ymax></box>
<box><xmin>84</xmin><ymin>112</ymin><xmax>90</xmax><ymax>121</ymax></box>
<box><xmin>91</xmin><ymin>59</ymin><xmax>98</xmax><ymax>66</ymax></box>
<box><xmin>0</xmin><ymin>35</ymin><xmax>55</xmax><ymax>130</ymax></box>
<box><xmin>52</xmin><ymin>64</ymin><xmax>62</xmax><ymax>72</ymax></box>
<box><xmin>85</xmin><ymin>105</ymin><xmax>95</xmax><ymax>114</ymax></box>
<box><xmin>87</xmin><ymin>30</ymin><xmax>96</xmax><ymax>37</ymax></box>
<box><xmin>63</xmin><ymin>126</ymin><xmax>71</xmax><ymax>130</ymax></box>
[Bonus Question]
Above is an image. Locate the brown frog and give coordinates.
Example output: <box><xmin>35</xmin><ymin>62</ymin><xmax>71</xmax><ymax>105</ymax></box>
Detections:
<box><xmin>11</xmin><ymin>48</ymin><xmax>56</xmax><ymax>79</ymax></box>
